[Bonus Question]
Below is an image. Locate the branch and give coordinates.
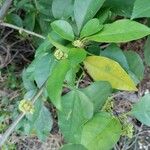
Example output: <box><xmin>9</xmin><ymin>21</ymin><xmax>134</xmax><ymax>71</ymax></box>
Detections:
<box><xmin>0</xmin><ymin>22</ymin><xmax>46</xmax><ymax>39</ymax></box>
<box><xmin>0</xmin><ymin>0</ymin><xmax>13</xmax><ymax>20</ymax></box>
<box><xmin>0</xmin><ymin>83</ymin><xmax>45</xmax><ymax>147</ymax></box>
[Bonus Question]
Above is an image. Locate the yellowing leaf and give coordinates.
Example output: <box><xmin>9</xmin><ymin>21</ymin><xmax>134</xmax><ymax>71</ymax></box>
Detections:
<box><xmin>84</xmin><ymin>56</ymin><xmax>137</xmax><ymax>91</ymax></box>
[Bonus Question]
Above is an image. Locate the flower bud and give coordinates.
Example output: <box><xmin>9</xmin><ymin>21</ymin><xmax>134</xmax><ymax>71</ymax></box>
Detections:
<box><xmin>19</xmin><ymin>100</ymin><xmax>34</xmax><ymax>114</ymax></box>
<box><xmin>73</xmin><ymin>40</ymin><xmax>84</xmax><ymax>48</ymax></box>
<box><xmin>122</xmin><ymin>123</ymin><xmax>134</xmax><ymax>138</ymax></box>
<box><xmin>54</xmin><ymin>49</ymin><xmax>68</xmax><ymax>60</ymax></box>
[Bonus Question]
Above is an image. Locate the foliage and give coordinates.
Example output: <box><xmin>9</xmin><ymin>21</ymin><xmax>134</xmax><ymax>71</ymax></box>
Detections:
<box><xmin>144</xmin><ymin>36</ymin><xmax>150</xmax><ymax>66</ymax></box>
<box><xmin>84</xmin><ymin>56</ymin><xmax>137</xmax><ymax>91</ymax></box>
<box><xmin>132</xmin><ymin>0</ymin><xmax>150</xmax><ymax>19</ymax></box>
<box><xmin>2</xmin><ymin>0</ymin><xmax>150</xmax><ymax>149</ymax></box>
<box><xmin>130</xmin><ymin>94</ymin><xmax>150</xmax><ymax>126</ymax></box>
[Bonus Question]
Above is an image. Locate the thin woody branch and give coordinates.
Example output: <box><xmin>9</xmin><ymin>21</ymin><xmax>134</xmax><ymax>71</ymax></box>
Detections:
<box><xmin>0</xmin><ymin>22</ymin><xmax>46</xmax><ymax>39</ymax></box>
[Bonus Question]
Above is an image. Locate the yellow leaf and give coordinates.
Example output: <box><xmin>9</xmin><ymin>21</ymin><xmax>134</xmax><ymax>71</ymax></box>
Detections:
<box><xmin>84</xmin><ymin>56</ymin><xmax>137</xmax><ymax>91</ymax></box>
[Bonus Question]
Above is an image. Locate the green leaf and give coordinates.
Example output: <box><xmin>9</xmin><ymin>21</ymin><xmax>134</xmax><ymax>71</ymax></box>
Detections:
<box><xmin>24</xmin><ymin>12</ymin><xmax>36</xmax><ymax>31</ymax></box>
<box><xmin>46</xmin><ymin>59</ymin><xmax>70</xmax><ymax>110</ymax></box>
<box><xmin>74</xmin><ymin>0</ymin><xmax>106</xmax><ymax>32</ymax></box>
<box><xmin>16</xmin><ymin>0</ymin><xmax>29</xmax><ymax>9</ymax></box>
<box><xmin>24</xmin><ymin>38</ymin><xmax>55</xmax><ymax>88</ymax></box>
<box><xmin>48</xmin><ymin>31</ymin><xmax>67</xmax><ymax>47</ymax></box>
<box><xmin>22</xmin><ymin>69</ymin><xmax>36</xmax><ymax>91</ymax></box>
<box><xmin>97</xmin><ymin>8</ymin><xmax>111</xmax><ymax>24</ymax></box>
<box><xmin>132</xmin><ymin>0</ymin><xmax>150</xmax><ymax>19</ymax></box>
<box><xmin>66</xmin><ymin>47</ymin><xmax>86</xmax><ymax>86</ymax></box>
<box><xmin>104</xmin><ymin>0</ymin><xmax>135</xmax><ymax>17</ymax></box>
<box><xmin>130</xmin><ymin>94</ymin><xmax>150</xmax><ymax>126</ymax></box>
<box><xmin>100</xmin><ymin>44</ymin><xmax>129</xmax><ymax>71</ymax></box>
<box><xmin>84</xmin><ymin>56</ymin><xmax>137</xmax><ymax>91</ymax></box>
<box><xmin>6</xmin><ymin>13</ymin><xmax>23</xmax><ymax>27</ymax></box>
<box><xmin>124</xmin><ymin>51</ymin><xmax>144</xmax><ymax>81</ymax></box>
<box><xmin>80</xmin><ymin>19</ymin><xmax>103</xmax><ymax>38</ymax></box>
<box><xmin>58</xmin><ymin>82</ymin><xmax>111</xmax><ymax>143</ymax></box>
<box><xmin>36</xmin><ymin>0</ymin><xmax>53</xmax><ymax>16</ymax></box>
<box><xmin>81</xmin><ymin>81</ymin><xmax>112</xmax><ymax>112</ymax></box>
<box><xmin>26</xmin><ymin>100</ymin><xmax>53</xmax><ymax>141</ymax></box>
<box><xmin>35</xmin><ymin>38</ymin><xmax>53</xmax><ymax>57</ymax></box>
<box><xmin>34</xmin><ymin>53</ymin><xmax>56</xmax><ymax>87</ymax></box>
<box><xmin>68</xmin><ymin>48</ymin><xmax>87</xmax><ymax>66</ymax></box>
<box><xmin>144</xmin><ymin>36</ymin><xmax>150</xmax><ymax>66</ymax></box>
<box><xmin>18</xmin><ymin>2</ymin><xmax>34</xmax><ymax>11</ymax></box>
<box><xmin>37</xmin><ymin>14</ymin><xmax>50</xmax><ymax>34</ymax></box>
<box><xmin>87</xmin><ymin>43</ymin><xmax>101</xmax><ymax>55</ymax></box>
<box><xmin>128</xmin><ymin>71</ymin><xmax>140</xmax><ymax>85</ymax></box>
<box><xmin>22</xmin><ymin>56</ymin><xmax>43</xmax><ymax>92</ymax></box>
<box><xmin>65</xmin><ymin>67</ymin><xmax>79</xmax><ymax>86</ymax></box>
<box><xmin>51</xmin><ymin>20</ymin><xmax>74</xmax><ymax>41</ymax></box>
<box><xmin>60</xmin><ymin>144</ymin><xmax>87</xmax><ymax>150</ymax></box>
<box><xmin>52</xmin><ymin>0</ymin><xmax>74</xmax><ymax>19</ymax></box>
<box><xmin>32</xmin><ymin>106</ymin><xmax>52</xmax><ymax>140</ymax></box>
<box><xmin>81</xmin><ymin>112</ymin><xmax>122</xmax><ymax>150</ymax></box>
<box><xmin>48</xmin><ymin>34</ymin><xmax>68</xmax><ymax>52</ymax></box>
<box><xmin>58</xmin><ymin>89</ymin><xmax>94</xmax><ymax>143</ymax></box>
<box><xmin>87</xmin><ymin>19</ymin><xmax>150</xmax><ymax>43</ymax></box>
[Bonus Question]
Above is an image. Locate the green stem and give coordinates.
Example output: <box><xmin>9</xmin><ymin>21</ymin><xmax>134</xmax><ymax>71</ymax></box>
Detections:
<box><xmin>34</xmin><ymin>0</ymin><xmax>38</xmax><ymax>10</ymax></box>
<box><xmin>87</xmin><ymin>51</ymin><xmax>94</xmax><ymax>56</ymax></box>
<box><xmin>76</xmin><ymin>72</ymin><xmax>84</xmax><ymax>88</ymax></box>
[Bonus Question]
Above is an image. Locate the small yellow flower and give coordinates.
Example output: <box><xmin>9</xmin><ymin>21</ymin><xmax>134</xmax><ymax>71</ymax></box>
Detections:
<box><xmin>54</xmin><ymin>49</ymin><xmax>68</xmax><ymax>60</ymax></box>
<box><xmin>19</xmin><ymin>99</ymin><xmax>34</xmax><ymax>114</ymax></box>
<box><xmin>73</xmin><ymin>40</ymin><xmax>84</xmax><ymax>48</ymax></box>
<box><xmin>122</xmin><ymin>123</ymin><xmax>134</xmax><ymax>138</ymax></box>
<box><xmin>102</xmin><ymin>99</ymin><xmax>114</xmax><ymax>113</ymax></box>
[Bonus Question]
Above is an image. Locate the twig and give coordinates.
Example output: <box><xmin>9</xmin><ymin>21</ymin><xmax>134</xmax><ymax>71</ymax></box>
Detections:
<box><xmin>0</xmin><ymin>29</ymin><xmax>13</xmax><ymax>44</ymax></box>
<box><xmin>0</xmin><ymin>82</ymin><xmax>45</xmax><ymax>147</ymax></box>
<box><xmin>110</xmin><ymin>91</ymin><xmax>127</xmax><ymax>99</ymax></box>
<box><xmin>0</xmin><ymin>113</ymin><xmax>25</xmax><ymax>147</ymax></box>
<box><xmin>126</xmin><ymin>124</ymin><xmax>144</xmax><ymax>150</ymax></box>
<box><xmin>4</xmin><ymin>51</ymin><xmax>18</xmax><ymax>67</ymax></box>
<box><xmin>0</xmin><ymin>0</ymin><xmax>13</xmax><ymax>20</ymax></box>
<box><xmin>100</xmin><ymin>44</ymin><xmax>110</xmax><ymax>49</ymax></box>
<box><xmin>114</xmin><ymin>144</ymin><xmax>121</xmax><ymax>150</ymax></box>
<box><xmin>76</xmin><ymin>72</ymin><xmax>84</xmax><ymax>88</ymax></box>
<box><xmin>114</xmin><ymin>146</ymin><xmax>118</xmax><ymax>150</ymax></box>
<box><xmin>122</xmin><ymin>124</ymin><xmax>144</xmax><ymax>150</ymax></box>
<box><xmin>0</xmin><ymin>22</ymin><xmax>46</xmax><ymax>39</ymax></box>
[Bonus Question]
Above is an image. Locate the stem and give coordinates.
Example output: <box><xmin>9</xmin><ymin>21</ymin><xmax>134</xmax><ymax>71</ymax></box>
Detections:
<box><xmin>34</xmin><ymin>0</ymin><xmax>38</xmax><ymax>10</ymax></box>
<box><xmin>76</xmin><ymin>72</ymin><xmax>84</xmax><ymax>88</ymax></box>
<box><xmin>87</xmin><ymin>51</ymin><xmax>94</xmax><ymax>56</ymax></box>
<box><xmin>0</xmin><ymin>83</ymin><xmax>45</xmax><ymax>147</ymax></box>
<box><xmin>0</xmin><ymin>0</ymin><xmax>13</xmax><ymax>20</ymax></box>
<box><xmin>32</xmin><ymin>84</ymin><xmax>45</xmax><ymax>104</ymax></box>
<box><xmin>110</xmin><ymin>91</ymin><xmax>127</xmax><ymax>99</ymax></box>
<box><xmin>0</xmin><ymin>22</ymin><xmax>45</xmax><ymax>39</ymax></box>
<box><xmin>0</xmin><ymin>113</ymin><xmax>25</xmax><ymax>147</ymax></box>
<box><xmin>63</xmin><ymin>83</ymin><xmax>75</xmax><ymax>90</ymax></box>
